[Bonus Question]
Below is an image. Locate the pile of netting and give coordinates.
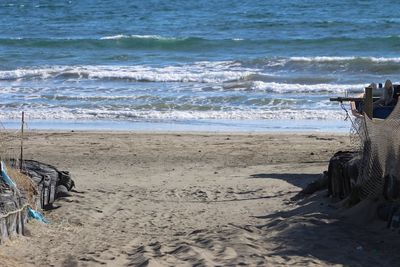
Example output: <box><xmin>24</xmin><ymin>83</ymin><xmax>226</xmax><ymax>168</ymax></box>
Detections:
<box><xmin>354</xmin><ymin>101</ymin><xmax>400</xmax><ymax>201</ymax></box>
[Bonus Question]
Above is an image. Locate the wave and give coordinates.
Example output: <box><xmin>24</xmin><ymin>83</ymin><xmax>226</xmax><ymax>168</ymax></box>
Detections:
<box><xmin>0</xmin><ymin>36</ymin><xmax>223</xmax><ymax>51</ymax></box>
<box><xmin>252</xmin><ymin>82</ymin><xmax>365</xmax><ymax>93</ymax></box>
<box><xmin>288</xmin><ymin>56</ymin><xmax>400</xmax><ymax>63</ymax></box>
<box><xmin>0</xmin><ymin>64</ymin><xmax>368</xmax><ymax>94</ymax></box>
<box><xmin>2</xmin><ymin>35</ymin><xmax>400</xmax><ymax>51</ymax></box>
<box><xmin>100</xmin><ymin>34</ymin><xmax>177</xmax><ymax>40</ymax></box>
<box><xmin>0</xmin><ymin>108</ymin><xmax>346</xmax><ymax>121</ymax></box>
<box><xmin>0</xmin><ymin>63</ymin><xmax>257</xmax><ymax>83</ymax></box>
<box><xmin>241</xmin><ymin>56</ymin><xmax>400</xmax><ymax>75</ymax></box>
<box><xmin>246</xmin><ymin>56</ymin><xmax>400</xmax><ymax>67</ymax></box>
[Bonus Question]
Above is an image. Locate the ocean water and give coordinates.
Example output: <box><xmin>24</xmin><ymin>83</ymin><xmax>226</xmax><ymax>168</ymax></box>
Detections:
<box><xmin>1</xmin><ymin>0</ymin><xmax>399</xmax><ymax>132</ymax></box>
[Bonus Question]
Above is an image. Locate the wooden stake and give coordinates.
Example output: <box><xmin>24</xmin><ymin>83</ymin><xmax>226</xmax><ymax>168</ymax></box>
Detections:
<box><xmin>19</xmin><ymin>112</ymin><xmax>24</xmax><ymax>171</ymax></box>
<box><xmin>364</xmin><ymin>86</ymin><xmax>373</xmax><ymax>119</ymax></box>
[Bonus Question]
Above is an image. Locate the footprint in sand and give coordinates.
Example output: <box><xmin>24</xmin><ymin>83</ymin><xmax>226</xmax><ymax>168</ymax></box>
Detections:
<box><xmin>193</xmin><ymin>189</ymin><xmax>208</xmax><ymax>200</ymax></box>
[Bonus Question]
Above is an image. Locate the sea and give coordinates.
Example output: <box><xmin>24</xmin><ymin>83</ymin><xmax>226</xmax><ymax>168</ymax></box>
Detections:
<box><xmin>0</xmin><ymin>0</ymin><xmax>399</xmax><ymax>132</ymax></box>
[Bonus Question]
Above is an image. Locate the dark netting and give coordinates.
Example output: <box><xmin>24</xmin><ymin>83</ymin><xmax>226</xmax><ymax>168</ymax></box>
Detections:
<box><xmin>356</xmin><ymin>101</ymin><xmax>400</xmax><ymax>199</ymax></box>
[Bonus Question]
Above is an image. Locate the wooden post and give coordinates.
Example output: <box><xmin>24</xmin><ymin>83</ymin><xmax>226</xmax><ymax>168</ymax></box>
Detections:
<box><xmin>19</xmin><ymin>112</ymin><xmax>24</xmax><ymax>171</ymax></box>
<box><xmin>364</xmin><ymin>86</ymin><xmax>373</xmax><ymax>119</ymax></box>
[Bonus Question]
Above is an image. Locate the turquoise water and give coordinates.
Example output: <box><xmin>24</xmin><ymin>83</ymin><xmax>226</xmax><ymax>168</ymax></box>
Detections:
<box><xmin>0</xmin><ymin>0</ymin><xmax>398</xmax><ymax>131</ymax></box>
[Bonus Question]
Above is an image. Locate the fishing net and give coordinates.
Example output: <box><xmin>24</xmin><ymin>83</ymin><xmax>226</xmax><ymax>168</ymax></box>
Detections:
<box><xmin>355</xmin><ymin>101</ymin><xmax>400</xmax><ymax>200</ymax></box>
<box><xmin>349</xmin><ymin>117</ymin><xmax>363</xmax><ymax>151</ymax></box>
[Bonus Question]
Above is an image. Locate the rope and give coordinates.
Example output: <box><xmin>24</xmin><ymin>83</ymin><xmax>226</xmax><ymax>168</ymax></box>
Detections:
<box><xmin>0</xmin><ymin>203</ymin><xmax>29</xmax><ymax>219</ymax></box>
<box><xmin>340</xmin><ymin>102</ymin><xmax>361</xmax><ymax>136</ymax></box>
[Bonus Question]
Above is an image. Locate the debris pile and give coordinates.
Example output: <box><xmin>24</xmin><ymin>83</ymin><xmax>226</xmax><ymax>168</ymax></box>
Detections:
<box><xmin>0</xmin><ymin>160</ymin><xmax>74</xmax><ymax>243</ymax></box>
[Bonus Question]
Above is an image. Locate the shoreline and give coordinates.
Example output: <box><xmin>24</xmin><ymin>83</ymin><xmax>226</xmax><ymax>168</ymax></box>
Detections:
<box><xmin>2</xmin><ymin>128</ymin><xmax>351</xmax><ymax>135</ymax></box>
<box><xmin>0</xmin><ymin>118</ymin><xmax>352</xmax><ymax>133</ymax></box>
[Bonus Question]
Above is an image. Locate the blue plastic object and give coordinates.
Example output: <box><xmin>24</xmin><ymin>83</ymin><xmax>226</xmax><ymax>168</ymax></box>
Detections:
<box><xmin>0</xmin><ymin>161</ymin><xmax>17</xmax><ymax>189</ymax></box>
<box><xmin>28</xmin><ymin>208</ymin><xmax>50</xmax><ymax>224</ymax></box>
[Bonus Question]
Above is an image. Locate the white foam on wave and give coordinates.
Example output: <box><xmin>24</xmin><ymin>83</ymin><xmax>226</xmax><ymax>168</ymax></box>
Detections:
<box><xmin>100</xmin><ymin>34</ymin><xmax>128</xmax><ymax>40</ymax></box>
<box><xmin>252</xmin><ymin>81</ymin><xmax>366</xmax><ymax>93</ymax></box>
<box><xmin>0</xmin><ymin>107</ymin><xmax>346</xmax><ymax>121</ymax></box>
<box><xmin>0</xmin><ymin>67</ymin><xmax>60</xmax><ymax>80</ymax></box>
<box><xmin>100</xmin><ymin>34</ymin><xmax>176</xmax><ymax>40</ymax></box>
<box><xmin>100</xmin><ymin>35</ymin><xmax>249</xmax><ymax>42</ymax></box>
<box><xmin>0</xmin><ymin>63</ymin><xmax>257</xmax><ymax>83</ymax></box>
<box><xmin>289</xmin><ymin>56</ymin><xmax>400</xmax><ymax>63</ymax></box>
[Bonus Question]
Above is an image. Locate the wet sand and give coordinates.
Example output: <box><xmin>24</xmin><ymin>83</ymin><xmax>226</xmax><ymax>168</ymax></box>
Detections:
<box><xmin>1</xmin><ymin>131</ymin><xmax>399</xmax><ymax>266</ymax></box>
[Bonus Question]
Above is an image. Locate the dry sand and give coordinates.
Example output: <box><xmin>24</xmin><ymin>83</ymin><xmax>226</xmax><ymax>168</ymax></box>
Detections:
<box><xmin>0</xmin><ymin>131</ymin><xmax>399</xmax><ymax>266</ymax></box>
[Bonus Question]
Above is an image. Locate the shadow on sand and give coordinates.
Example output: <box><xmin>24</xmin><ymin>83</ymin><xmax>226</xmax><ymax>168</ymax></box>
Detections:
<box><xmin>250</xmin><ymin>172</ymin><xmax>322</xmax><ymax>189</ymax></box>
<box><xmin>250</xmin><ymin>172</ymin><xmax>400</xmax><ymax>266</ymax></box>
<box><xmin>125</xmin><ymin>171</ymin><xmax>400</xmax><ymax>266</ymax></box>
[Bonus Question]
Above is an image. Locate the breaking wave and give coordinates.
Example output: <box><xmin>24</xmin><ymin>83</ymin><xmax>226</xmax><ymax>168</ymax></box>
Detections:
<box><xmin>288</xmin><ymin>56</ymin><xmax>400</xmax><ymax>63</ymax></box>
<box><xmin>0</xmin><ymin>108</ymin><xmax>346</xmax><ymax>121</ymax></box>
<box><xmin>0</xmin><ymin>63</ymin><xmax>256</xmax><ymax>83</ymax></box>
<box><xmin>252</xmin><ymin>81</ymin><xmax>365</xmax><ymax>93</ymax></box>
<box><xmin>0</xmin><ymin>65</ymin><xmax>367</xmax><ymax>94</ymax></box>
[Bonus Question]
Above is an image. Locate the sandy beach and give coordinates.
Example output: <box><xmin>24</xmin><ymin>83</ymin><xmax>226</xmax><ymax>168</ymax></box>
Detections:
<box><xmin>0</xmin><ymin>131</ymin><xmax>399</xmax><ymax>266</ymax></box>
